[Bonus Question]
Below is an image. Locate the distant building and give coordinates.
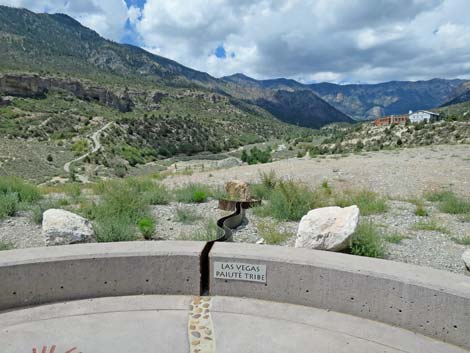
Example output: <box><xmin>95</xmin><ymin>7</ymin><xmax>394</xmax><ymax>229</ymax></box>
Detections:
<box><xmin>408</xmin><ymin>110</ymin><xmax>440</xmax><ymax>123</ymax></box>
<box><xmin>373</xmin><ymin>114</ymin><xmax>408</xmax><ymax>126</ymax></box>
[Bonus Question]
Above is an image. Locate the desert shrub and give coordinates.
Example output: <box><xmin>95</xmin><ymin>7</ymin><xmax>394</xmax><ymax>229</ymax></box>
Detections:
<box><xmin>414</xmin><ymin>200</ymin><xmax>428</xmax><ymax>217</ymax></box>
<box><xmin>0</xmin><ymin>192</ymin><xmax>19</xmax><ymax>218</ymax></box>
<box><xmin>30</xmin><ymin>199</ymin><xmax>62</xmax><ymax>224</ymax></box>
<box><xmin>424</xmin><ymin>190</ymin><xmax>454</xmax><ymax>202</ymax></box>
<box><xmin>349</xmin><ymin>222</ymin><xmax>385</xmax><ymax>258</ymax></box>
<box><xmin>241</xmin><ymin>146</ymin><xmax>272</xmax><ymax>165</ymax></box>
<box><xmin>0</xmin><ymin>241</ymin><xmax>13</xmax><ymax>251</ymax></box>
<box><xmin>320</xmin><ymin>180</ymin><xmax>333</xmax><ymax>196</ymax></box>
<box><xmin>256</xmin><ymin>220</ymin><xmax>293</xmax><ymax>245</ymax></box>
<box><xmin>94</xmin><ymin>216</ymin><xmax>137</xmax><ymax>243</ymax></box>
<box><xmin>145</xmin><ymin>184</ymin><xmax>170</xmax><ymax>205</ymax></box>
<box><xmin>256</xmin><ymin>180</ymin><xmax>317</xmax><ymax>221</ymax></box>
<box><xmin>182</xmin><ymin>220</ymin><xmax>220</xmax><ymax>241</ymax></box>
<box><xmin>251</xmin><ymin>170</ymin><xmax>278</xmax><ymax>200</ymax></box>
<box><xmin>412</xmin><ymin>219</ymin><xmax>449</xmax><ymax>233</ymax></box>
<box><xmin>335</xmin><ymin>190</ymin><xmax>388</xmax><ymax>215</ymax></box>
<box><xmin>89</xmin><ymin>178</ymin><xmax>151</xmax><ymax>242</ymax></box>
<box><xmin>260</xmin><ymin>170</ymin><xmax>278</xmax><ymax>190</ymax></box>
<box><xmin>138</xmin><ymin>217</ymin><xmax>156</xmax><ymax>240</ymax></box>
<box><xmin>384</xmin><ymin>233</ymin><xmax>409</xmax><ymax>244</ymax></box>
<box><xmin>425</xmin><ymin>190</ymin><xmax>470</xmax><ymax>215</ymax></box>
<box><xmin>175</xmin><ymin>207</ymin><xmax>202</xmax><ymax>224</ymax></box>
<box><xmin>251</xmin><ymin>184</ymin><xmax>272</xmax><ymax>200</ymax></box>
<box><xmin>174</xmin><ymin>184</ymin><xmax>212</xmax><ymax>203</ymax></box>
<box><xmin>71</xmin><ymin>139</ymin><xmax>89</xmax><ymax>155</ymax></box>
<box><xmin>0</xmin><ymin>177</ymin><xmax>41</xmax><ymax>203</ymax></box>
<box><xmin>63</xmin><ymin>183</ymin><xmax>81</xmax><ymax>199</ymax></box>
<box><xmin>451</xmin><ymin>236</ymin><xmax>470</xmax><ymax>245</ymax></box>
<box><xmin>438</xmin><ymin>194</ymin><xmax>470</xmax><ymax>215</ymax></box>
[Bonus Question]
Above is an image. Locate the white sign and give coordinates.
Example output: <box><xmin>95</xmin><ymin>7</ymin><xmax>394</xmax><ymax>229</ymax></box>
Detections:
<box><xmin>214</xmin><ymin>261</ymin><xmax>267</xmax><ymax>283</ymax></box>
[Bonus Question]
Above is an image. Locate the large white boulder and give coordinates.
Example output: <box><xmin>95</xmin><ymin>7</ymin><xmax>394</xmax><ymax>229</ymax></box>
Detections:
<box><xmin>42</xmin><ymin>209</ymin><xmax>95</xmax><ymax>246</ymax></box>
<box><xmin>463</xmin><ymin>250</ymin><xmax>470</xmax><ymax>274</ymax></box>
<box><xmin>295</xmin><ymin>206</ymin><xmax>360</xmax><ymax>251</ymax></box>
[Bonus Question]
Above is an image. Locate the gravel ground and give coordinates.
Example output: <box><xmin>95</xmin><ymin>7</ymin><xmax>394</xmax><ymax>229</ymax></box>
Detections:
<box><xmin>0</xmin><ymin>211</ymin><xmax>43</xmax><ymax>248</ymax></box>
<box><xmin>164</xmin><ymin>144</ymin><xmax>470</xmax><ymax>198</ymax></box>
<box><xmin>1</xmin><ymin>144</ymin><xmax>469</xmax><ymax>274</ymax></box>
<box><xmin>147</xmin><ymin>198</ymin><xmax>470</xmax><ymax>274</ymax></box>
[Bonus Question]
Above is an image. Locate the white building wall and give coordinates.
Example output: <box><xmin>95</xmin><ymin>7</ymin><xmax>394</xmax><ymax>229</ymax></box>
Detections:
<box><xmin>409</xmin><ymin>111</ymin><xmax>437</xmax><ymax>123</ymax></box>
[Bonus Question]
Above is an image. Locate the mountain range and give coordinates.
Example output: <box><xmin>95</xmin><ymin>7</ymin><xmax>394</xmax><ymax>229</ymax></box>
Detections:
<box><xmin>0</xmin><ymin>5</ymin><xmax>352</xmax><ymax>129</ymax></box>
<box><xmin>1</xmin><ymin>5</ymin><xmax>469</xmax><ymax>129</ymax></box>
<box><xmin>222</xmin><ymin>73</ymin><xmax>469</xmax><ymax>120</ymax></box>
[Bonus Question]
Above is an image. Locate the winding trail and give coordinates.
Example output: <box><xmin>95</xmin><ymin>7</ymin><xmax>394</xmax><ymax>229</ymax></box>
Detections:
<box><xmin>63</xmin><ymin>122</ymin><xmax>114</xmax><ymax>182</ymax></box>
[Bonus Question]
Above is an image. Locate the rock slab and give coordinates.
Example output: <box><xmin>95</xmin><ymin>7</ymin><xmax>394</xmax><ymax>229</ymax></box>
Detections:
<box><xmin>42</xmin><ymin>209</ymin><xmax>95</xmax><ymax>246</ymax></box>
<box><xmin>295</xmin><ymin>206</ymin><xmax>360</xmax><ymax>251</ymax></box>
<box><xmin>225</xmin><ymin>180</ymin><xmax>251</xmax><ymax>201</ymax></box>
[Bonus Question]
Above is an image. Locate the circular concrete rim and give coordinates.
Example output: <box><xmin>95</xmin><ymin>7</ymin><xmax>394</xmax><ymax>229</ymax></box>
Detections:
<box><xmin>0</xmin><ymin>241</ymin><xmax>469</xmax><ymax>350</ymax></box>
<box><xmin>1</xmin><ymin>295</ymin><xmax>468</xmax><ymax>353</ymax></box>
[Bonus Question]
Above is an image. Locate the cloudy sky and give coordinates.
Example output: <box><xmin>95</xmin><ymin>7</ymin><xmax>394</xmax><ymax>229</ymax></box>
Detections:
<box><xmin>1</xmin><ymin>0</ymin><xmax>470</xmax><ymax>83</ymax></box>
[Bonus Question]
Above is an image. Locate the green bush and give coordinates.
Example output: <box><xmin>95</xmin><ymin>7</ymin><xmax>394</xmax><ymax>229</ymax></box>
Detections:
<box><xmin>138</xmin><ymin>217</ymin><xmax>156</xmax><ymax>240</ymax></box>
<box><xmin>384</xmin><ymin>233</ymin><xmax>409</xmax><ymax>244</ymax></box>
<box><xmin>145</xmin><ymin>184</ymin><xmax>170</xmax><ymax>205</ymax></box>
<box><xmin>320</xmin><ymin>180</ymin><xmax>333</xmax><ymax>196</ymax></box>
<box><xmin>241</xmin><ymin>146</ymin><xmax>272</xmax><ymax>165</ymax></box>
<box><xmin>63</xmin><ymin>183</ymin><xmax>81</xmax><ymax>199</ymax></box>
<box><xmin>0</xmin><ymin>177</ymin><xmax>41</xmax><ymax>203</ymax></box>
<box><xmin>451</xmin><ymin>236</ymin><xmax>470</xmax><ymax>245</ymax></box>
<box><xmin>94</xmin><ymin>216</ymin><xmax>137</xmax><ymax>243</ymax></box>
<box><xmin>175</xmin><ymin>207</ymin><xmax>202</xmax><ymax>224</ymax></box>
<box><xmin>438</xmin><ymin>194</ymin><xmax>470</xmax><ymax>215</ymax></box>
<box><xmin>251</xmin><ymin>170</ymin><xmax>278</xmax><ymax>200</ymax></box>
<box><xmin>0</xmin><ymin>192</ymin><xmax>19</xmax><ymax>218</ymax></box>
<box><xmin>349</xmin><ymin>222</ymin><xmax>385</xmax><ymax>258</ymax></box>
<box><xmin>424</xmin><ymin>190</ymin><xmax>454</xmax><ymax>202</ymax></box>
<box><xmin>412</xmin><ymin>219</ymin><xmax>449</xmax><ymax>233</ymax></box>
<box><xmin>175</xmin><ymin>184</ymin><xmax>211</xmax><ymax>203</ymax></box>
<box><xmin>260</xmin><ymin>170</ymin><xmax>278</xmax><ymax>190</ymax></box>
<box><xmin>425</xmin><ymin>190</ymin><xmax>470</xmax><ymax>215</ymax></box>
<box><xmin>414</xmin><ymin>200</ymin><xmax>428</xmax><ymax>217</ymax></box>
<box><xmin>256</xmin><ymin>180</ymin><xmax>317</xmax><ymax>221</ymax></box>
<box><xmin>0</xmin><ymin>241</ymin><xmax>13</xmax><ymax>251</ymax></box>
<box><xmin>183</xmin><ymin>220</ymin><xmax>220</xmax><ymax>241</ymax></box>
<box><xmin>89</xmin><ymin>178</ymin><xmax>151</xmax><ymax>242</ymax></box>
<box><xmin>335</xmin><ymin>190</ymin><xmax>388</xmax><ymax>215</ymax></box>
<box><xmin>30</xmin><ymin>199</ymin><xmax>61</xmax><ymax>224</ymax></box>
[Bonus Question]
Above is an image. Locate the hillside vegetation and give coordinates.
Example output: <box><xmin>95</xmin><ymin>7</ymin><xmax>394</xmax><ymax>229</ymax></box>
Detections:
<box><xmin>296</xmin><ymin>115</ymin><xmax>470</xmax><ymax>156</ymax></box>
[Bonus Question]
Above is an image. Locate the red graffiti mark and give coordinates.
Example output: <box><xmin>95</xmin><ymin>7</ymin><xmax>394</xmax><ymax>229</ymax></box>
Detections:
<box><xmin>32</xmin><ymin>346</ymin><xmax>81</xmax><ymax>353</ymax></box>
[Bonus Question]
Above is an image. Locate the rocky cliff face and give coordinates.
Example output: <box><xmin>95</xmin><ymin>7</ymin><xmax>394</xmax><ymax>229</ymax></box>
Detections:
<box><xmin>0</xmin><ymin>74</ymin><xmax>133</xmax><ymax>112</ymax></box>
<box><xmin>441</xmin><ymin>82</ymin><xmax>470</xmax><ymax>107</ymax></box>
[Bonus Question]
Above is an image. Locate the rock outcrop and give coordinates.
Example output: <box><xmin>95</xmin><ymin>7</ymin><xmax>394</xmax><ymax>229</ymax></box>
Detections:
<box><xmin>295</xmin><ymin>206</ymin><xmax>360</xmax><ymax>251</ymax></box>
<box><xmin>225</xmin><ymin>180</ymin><xmax>251</xmax><ymax>201</ymax></box>
<box><xmin>0</xmin><ymin>74</ymin><xmax>133</xmax><ymax>112</ymax></box>
<box><xmin>42</xmin><ymin>209</ymin><xmax>95</xmax><ymax>246</ymax></box>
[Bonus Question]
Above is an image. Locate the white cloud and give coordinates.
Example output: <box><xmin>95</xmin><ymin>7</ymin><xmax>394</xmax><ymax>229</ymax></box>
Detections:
<box><xmin>133</xmin><ymin>0</ymin><xmax>470</xmax><ymax>82</ymax></box>
<box><xmin>2</xmin><ymin>0</ymin><xmax>470</xmax><ymax>82</ymax></box>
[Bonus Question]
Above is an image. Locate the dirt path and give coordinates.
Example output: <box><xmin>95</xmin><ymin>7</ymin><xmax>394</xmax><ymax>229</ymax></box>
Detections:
<box><xmin>63</xmin><ymin>122</ymin><xmax>113</xmax><ymax>182</ymax></box>
<box><xmin>164</xmin><ymin>144</ymin><xmax>470</xmax><ymax>197</ymax></box>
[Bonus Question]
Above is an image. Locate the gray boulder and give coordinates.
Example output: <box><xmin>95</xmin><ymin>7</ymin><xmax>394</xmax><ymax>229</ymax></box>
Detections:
<box><xmin>42</xmin><ymin>209</ymin><xmax>95</xmax><ymax>246</ymax></box>
<box><xmin>295</xmin><ymin>206</ymin><xmax>360</xmax><ymax>251</ymax></box>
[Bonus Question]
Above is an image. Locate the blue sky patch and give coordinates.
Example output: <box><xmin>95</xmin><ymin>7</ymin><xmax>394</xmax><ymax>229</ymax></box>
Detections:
<box><xmin>215</xmin><ymin>45</ymin><xmax>227</xmax><ymax>59</ymax></box>
<box><xmin>125</xmin><ymin>0</ymin><xmax>146</xmax><ymax>8</ymax></box>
